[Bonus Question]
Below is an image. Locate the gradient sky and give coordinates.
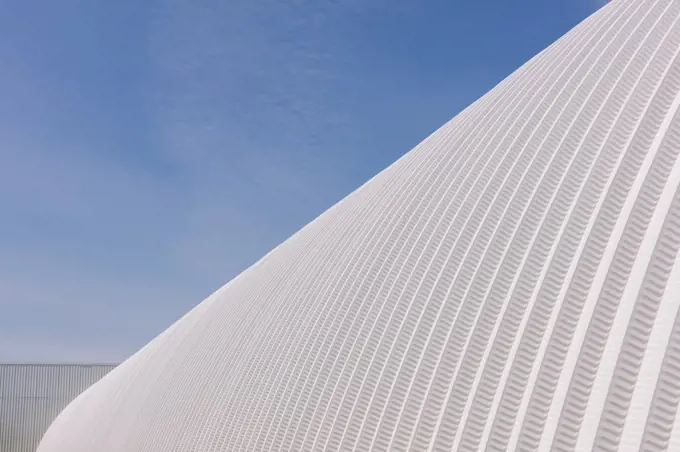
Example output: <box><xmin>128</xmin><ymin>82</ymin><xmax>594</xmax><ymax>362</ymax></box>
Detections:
<box><xmin>1</xmin><ymin>0</ymin><xmax>605</xmax><ymax>363</ymax></box>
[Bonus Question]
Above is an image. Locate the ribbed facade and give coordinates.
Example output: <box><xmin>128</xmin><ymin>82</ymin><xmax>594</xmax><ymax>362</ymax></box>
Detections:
<box><xmin>37</xmin><ymin>0</ymin><xmax>680</xmax><ymax>450</ymax></box>
<box><xmin>0</xmin><ymin>364</ymin><xmax>114</xmax><ymax>452</ymax></box>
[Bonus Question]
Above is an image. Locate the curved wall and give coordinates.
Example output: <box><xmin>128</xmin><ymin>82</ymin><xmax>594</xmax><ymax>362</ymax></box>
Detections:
<box><xmin>38</xmin><ymin>0</ymin><xmax>680</xmax><ymax>450</ymax></box>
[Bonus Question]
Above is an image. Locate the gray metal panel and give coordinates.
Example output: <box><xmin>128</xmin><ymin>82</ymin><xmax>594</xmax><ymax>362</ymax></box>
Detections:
<box><xmin>0</xmin><ymin>364</ymin><xmax>114</xmax><ymax>452</ymax></box>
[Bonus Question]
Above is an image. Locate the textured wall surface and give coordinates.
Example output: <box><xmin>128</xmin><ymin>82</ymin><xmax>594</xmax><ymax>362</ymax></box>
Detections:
<box><xmin>37</xmin><ymin>0</ymin><xmax>680</xmax><ymax>450</ymax></box>
<box><xmin>0</xmin><ymin>364</ymin><xmax>114</xmax><ymax>452</ymax></box>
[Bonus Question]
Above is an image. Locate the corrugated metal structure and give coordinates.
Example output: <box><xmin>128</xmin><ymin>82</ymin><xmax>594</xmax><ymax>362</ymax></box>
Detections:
<box><xmin>0</xmin><ymin>364</ymin><xmax>115</xmax><ymax>452</ymax></box>
<box><xmin>35</xmin><ymin>0</ymin><xmax>680</xmax><ymax>450</ymax></box>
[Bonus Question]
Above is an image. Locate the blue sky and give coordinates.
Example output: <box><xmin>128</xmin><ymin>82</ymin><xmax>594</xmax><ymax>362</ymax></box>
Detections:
<box><xmin>0</xmin><ymin>0</ymin><xmax>604</xmax><ymax>363</ymax></box>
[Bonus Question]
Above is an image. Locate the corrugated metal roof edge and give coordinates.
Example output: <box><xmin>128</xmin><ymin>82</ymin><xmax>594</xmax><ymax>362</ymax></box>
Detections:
<box><xmin>0</xmin><ymin>363</ymin><xmax>118</xmax><ymax>367</ymax></box>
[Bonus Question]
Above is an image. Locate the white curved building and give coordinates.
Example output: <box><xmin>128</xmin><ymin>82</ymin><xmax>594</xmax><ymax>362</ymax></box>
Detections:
<box><xmin>38</xmin><ymin>0</ymin><xmax>680</xmax><ymax>450</ymax></box>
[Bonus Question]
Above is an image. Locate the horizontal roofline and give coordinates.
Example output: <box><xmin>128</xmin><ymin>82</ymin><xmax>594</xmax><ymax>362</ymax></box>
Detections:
<box><xmin>0</xmin><ymin>363</ymin><xmax>118</xmax><ymax>367</ymax></box>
